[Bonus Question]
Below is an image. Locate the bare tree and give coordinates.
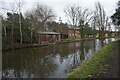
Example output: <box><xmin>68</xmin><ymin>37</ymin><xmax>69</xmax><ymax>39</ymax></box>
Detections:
<box><xmin>18</xmin><ymin>0</ymin><xmax>23</xmax><ymax>44</ymax></box>
<box><xmin>94</xmin><ymin>2</ymin><xmax>108</xmax><ymax>38</ymax></box>
<box><xmin>34</xmin><ymin>3</ymin><xmax>55</xmax><ymax>31</ymax></box>
<box><xmin>25</xmin><ymin>12</ymin><xmax>38</xmax><ymax>43</ymax></box>
<box><xmin>91</xmin><ymin>11</ymin><xmax>97</xmax><ymax>38</ymax></box>
<box><xmin>64</xmin><ymin>5</ymin><xmax>79</xmax><ymax>39</ymax></box>
<box><xmin>0</xmin><ymin>0</ymin><xmax>21</xmax><ymax>44</ymax></box>
<box><xmin>77</xmin><ymin>8</ymin><xmax>93</xmax><ymax>38</ymax></box>
<box><xmin>64</xmin><ymin>4</ymin><xmax>93</xmax><ymax>38</ymax></box>
<box><xmin>78</xmin><ymin>8</ymin><xmax>93</xmax><ymax>26</ymax></box>
<box><xmin>10</xmin><ymin>1</ymin><xmax>18</xmax><ymax>44</ymax></box>
<box><xmin>0</xmin><ymin>1</ymin><xmax>7</xmax><ymax>37</ymax></box>
<box><xmin>25</xmin><ymin>3</ymin><xmax>55</xmax><ymax>43</ymax></box>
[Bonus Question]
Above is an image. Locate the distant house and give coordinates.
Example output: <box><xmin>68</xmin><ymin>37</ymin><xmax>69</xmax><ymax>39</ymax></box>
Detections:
<box><xmin>67</xmin><ymin>28</ymin><xmax>80</xmax><ymax>39</ymax></box>
<box><xmin>36</xmin><ymin>31</ymin><xmax>61</xmax><ymax>43</ymax></box>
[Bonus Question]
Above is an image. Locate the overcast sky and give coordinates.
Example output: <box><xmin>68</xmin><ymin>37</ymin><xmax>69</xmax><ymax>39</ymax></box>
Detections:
<box><xmin>0</xmin><ymin>0</ymin><xmax>119</xmax><ymax>23</ymax></box>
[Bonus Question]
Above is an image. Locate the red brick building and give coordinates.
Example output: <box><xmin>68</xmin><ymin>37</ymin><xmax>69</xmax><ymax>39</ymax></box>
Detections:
<box><xmin>36</xmin><ymin>31</ymin><xmax>61</xmax><ymax>43</ymax></box>
<box><xmin>67</xmin><ymin>28</ymin><xmax>80</xmax><ymax>39</ymax></box>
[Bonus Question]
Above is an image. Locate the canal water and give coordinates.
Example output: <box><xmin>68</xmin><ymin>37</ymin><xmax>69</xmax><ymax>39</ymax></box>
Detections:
<box><xmin>2</xmin><ymin>38</ymin><xmax>119</xmax><ymax>78</ymax></box>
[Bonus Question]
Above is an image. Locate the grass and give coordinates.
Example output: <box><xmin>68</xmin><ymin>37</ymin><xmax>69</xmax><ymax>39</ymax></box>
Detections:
<box><xmin>67</xmin><ymin>40</ymin><xmax>119</xmax><ymax>79</ymax></box>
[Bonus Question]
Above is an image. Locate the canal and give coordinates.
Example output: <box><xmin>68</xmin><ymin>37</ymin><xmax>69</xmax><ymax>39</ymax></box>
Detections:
<box><xmin>2</xmin><ymin>38</ymin><xmax>119</xmax><ymax>78</ymax></box>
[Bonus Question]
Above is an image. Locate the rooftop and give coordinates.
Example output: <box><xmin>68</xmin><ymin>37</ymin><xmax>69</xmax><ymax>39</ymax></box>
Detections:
<box><xmin>37</xmin><ymin>31</ymin><xmax>60</xmax><ymax>35</ymax></box>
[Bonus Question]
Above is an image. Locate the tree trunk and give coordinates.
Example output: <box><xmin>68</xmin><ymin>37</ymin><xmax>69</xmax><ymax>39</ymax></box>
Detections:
<box><xmin>80</xmin><ymin>40</ymin><xmax>85</xmax><ymax>61</ymax></box>
<box><xmin>11</xmin><ymin>23</ymin><xmax>13</xmax><ymax>44</ymax></box>
<box><xmin>93</xmin><ymin>24</ymin><xmax>96</xmax><ymax>38</ymax></box>
<box><xmin>101</xmin><ymin>26</ymin><xmax>105</xmax><ymax>38</ymax></box>
<box><xmin>74</xmin><ymin>29</ymin><xmax>76</xmax><ymax>39</ymax></box>
<box><xmin>11</xmin><ymin>15</ymin><xmax>14</xmax><ymax>44</ymax></box>
<box><xmin>99</xmin><ymin>27</ymin><xmax>101</xmax><ymax>38</ymax></box>
<box><xmin>4</xmin><ymin>27</ymin><xmax>6</xmax><ymax>37</ymax></box>
<box><xmin>80</xmin><ymin>25</ymin><xmax>84</xmax><ymax>38</ymax></box>
<box><xmin>30</xmin><ymin>30</ymin><xmax>33</xmax><ymax>44</ymax></box>
<box><xmin>19</xmin><ymin>17</ymin><xmax>22</xmax><ymax>44</ymax></box>
<box><xmin>19</xmin><ymin>0</ymin><xmax>23</xmax><ymax>44</ymax></box>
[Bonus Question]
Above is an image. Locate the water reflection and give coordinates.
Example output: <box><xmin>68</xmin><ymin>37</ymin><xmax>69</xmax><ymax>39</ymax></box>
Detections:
<box><xmin>2</xmin><ymin>38</ymin><xmax>118</xmax><ymax>78</ymax></box>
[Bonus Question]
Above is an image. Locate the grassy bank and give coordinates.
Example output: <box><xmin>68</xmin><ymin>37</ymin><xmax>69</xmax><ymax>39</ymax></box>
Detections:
<box><xmin>2</xmin><ymin>38</ymin><xmax>92</xmax><ymax>51</ymax></box>
<box><xmin>67</xmin><ymin>40</ymin><xmax>119</xmax><ymax>78</ymax></box>
<box><xmin>3</xmin><ymin>37</ymin><xmax>119</xmax><ymax>51</ymax></box>
<box><xmin>2</xmin><ymin>39</ymin><xmax>80</xmax><ymax>51</ymax></box>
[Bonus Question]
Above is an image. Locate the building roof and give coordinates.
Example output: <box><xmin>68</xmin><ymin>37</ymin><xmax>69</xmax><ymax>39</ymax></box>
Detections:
<box><xmin>37</xmin><ymin>31</ymin><xmax>60</xmax><ymax>35</ymax></box>
<box><xmin>68</xmin><ymin>27</ymin><xmax>80</xmax><ymax>30</ymax></box>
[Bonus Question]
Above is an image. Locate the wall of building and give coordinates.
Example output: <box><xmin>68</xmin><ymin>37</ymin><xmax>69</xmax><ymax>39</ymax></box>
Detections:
<box><xmin>67</xmin><ymin>29</ymin><xmax>80</xmax><ymax>39</ymax></box>
<box><xmin>36</xmin><ymin>34</ymin><xmax>61</xmax><ymax>43</ymax></box>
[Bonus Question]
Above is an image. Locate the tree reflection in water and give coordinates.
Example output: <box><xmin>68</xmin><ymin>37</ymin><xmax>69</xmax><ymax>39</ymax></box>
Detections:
<box><xmin>2</xmin><ymin>38</ymin><xmax>117</xmax><ymax>78</ymax></box>
<box><xmin>80</xmin><ymin>40</ymin><xmax>85</xmax><ymax>61</ymax></box>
